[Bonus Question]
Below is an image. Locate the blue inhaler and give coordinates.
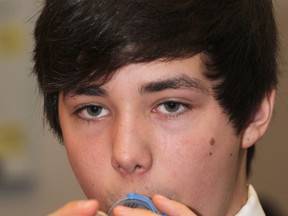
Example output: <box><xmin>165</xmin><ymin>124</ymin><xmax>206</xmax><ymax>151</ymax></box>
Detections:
<box><xmin>108</xmin><ymin>193</ymin><xmax>166</xmax><ymax>216</ymax></box>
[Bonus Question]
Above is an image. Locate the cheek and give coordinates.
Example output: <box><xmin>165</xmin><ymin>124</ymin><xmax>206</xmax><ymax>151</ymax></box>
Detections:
<box><xmin>63</xmin><ymin>133</ymin><xmax>110</xmax><ymax>197</ymax></box>
<box><xmin>159</xmin><ymin>128</ymin><xmax>241</xmax><ymax>202</ymax></box>
<box><xmin>157</xmin><ymin>133</ymin><xmax>206</xmax><ymax>182</ymax></box>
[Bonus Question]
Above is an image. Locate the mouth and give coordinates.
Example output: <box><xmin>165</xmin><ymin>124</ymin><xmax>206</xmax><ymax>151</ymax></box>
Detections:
<box><xmin>99</xmin><ymin>186</ymin><xmax>178</xmax><ymax>212</ymax></box>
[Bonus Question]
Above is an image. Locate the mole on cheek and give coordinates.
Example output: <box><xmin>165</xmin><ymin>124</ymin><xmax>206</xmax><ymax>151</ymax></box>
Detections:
<box><xmin>210</xmin><ymin>138</ymin><xmax>216</xmax><ymax>146</ymax></box>
<box><xmin>209</xmin><ymin>138</ymin><xmax>216</xmax><ymax>156</ymax></box>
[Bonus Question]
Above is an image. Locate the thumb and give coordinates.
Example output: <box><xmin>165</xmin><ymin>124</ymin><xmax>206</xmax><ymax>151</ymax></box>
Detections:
<box><xmin>152</xmin><ymin>195</ymin><xmax>197</xmax><ymax>216</ymax></box>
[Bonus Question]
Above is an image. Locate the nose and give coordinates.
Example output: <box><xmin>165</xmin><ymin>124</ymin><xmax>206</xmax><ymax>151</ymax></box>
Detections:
<box><xmin>111</xmin><ymin>114</ymin><xmax>153</xmax><ymax>175</ymax></box>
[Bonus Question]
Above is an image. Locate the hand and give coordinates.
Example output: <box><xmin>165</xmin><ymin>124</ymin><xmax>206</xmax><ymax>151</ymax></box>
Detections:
<box><xmin>111</xmin><ymin>195</ymin><xmax>197</xmax><ymax>216</ymax></box>
<box><xmin>48</xmin><ymin>200</ymin><xmax>100</xmax><ymax>216</ymax></box>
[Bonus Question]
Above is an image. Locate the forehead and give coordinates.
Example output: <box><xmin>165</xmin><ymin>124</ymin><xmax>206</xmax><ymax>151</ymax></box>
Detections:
<box><xmin>67</xmin><ymin>54</ymin><xmax>211</xmax><ymax>95</ymax></box>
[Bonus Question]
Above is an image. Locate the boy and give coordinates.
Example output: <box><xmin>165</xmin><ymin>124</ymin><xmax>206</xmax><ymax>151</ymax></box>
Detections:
<box><xmin>33</xmin><ymin>0</ymin><xmax>278</xmax><ymax>215</ymax></box>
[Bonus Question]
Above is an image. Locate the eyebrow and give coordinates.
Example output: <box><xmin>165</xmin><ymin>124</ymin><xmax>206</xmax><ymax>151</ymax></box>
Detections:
<box><xmin>65</xmin><ymin>85</ymin><xmax>107</xmax><ymax>98</ymax></box>
<box><xmin>139</xmin><ymin>75</ymin><xmax>209</xmax><ymax>94</ymax></box>
<box><xmin>64</xmin><ymin>75</ymin><xmax>208</xmax><ymax>98</ymax></box>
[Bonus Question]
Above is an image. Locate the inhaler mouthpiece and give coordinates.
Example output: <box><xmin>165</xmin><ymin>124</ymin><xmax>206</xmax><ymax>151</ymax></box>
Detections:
<box><xmin>108</xmin><ymin>193</ymin><xmax>166</xmax><ymax>216</ymax></box>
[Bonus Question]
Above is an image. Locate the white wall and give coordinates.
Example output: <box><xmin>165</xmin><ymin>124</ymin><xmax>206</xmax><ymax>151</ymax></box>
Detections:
<box><xmin>0</xmin><ymin>0</ymin><xmax>287</xmax><ymax>215</ymax></box>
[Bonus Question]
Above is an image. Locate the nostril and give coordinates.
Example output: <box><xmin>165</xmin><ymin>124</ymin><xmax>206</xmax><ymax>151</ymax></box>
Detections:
<box><xmin>135</xmin><ymin>164</ymin><xmax>142</xmax><ymax>169</ymax></box>
<box><xmin>133</xmin><ymin>164</ymin><xmax>144</xmax><ymax>172</ymax></box>
<box><xmin>114</xmin><ymin>162</ymin><xmax>144</xmax><ymax>175</ymax></box>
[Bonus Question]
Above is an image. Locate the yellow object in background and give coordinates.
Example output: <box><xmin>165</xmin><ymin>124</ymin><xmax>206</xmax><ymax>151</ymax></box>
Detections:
<box><xmin>0</xmin><ymin>122</ymin><xmax>26</xmax><ymax>159</ymax></box>
<box><xmin>0</xmin><ymin>23</ymin><xmax>25</xmax><ymax>58</ymax></box>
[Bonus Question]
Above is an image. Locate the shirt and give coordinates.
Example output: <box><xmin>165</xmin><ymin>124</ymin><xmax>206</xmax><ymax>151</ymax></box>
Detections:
<box><xmin>235</xmin><ymin>185</ymin><xmax>265</xmax><ymax>216</ymax></box>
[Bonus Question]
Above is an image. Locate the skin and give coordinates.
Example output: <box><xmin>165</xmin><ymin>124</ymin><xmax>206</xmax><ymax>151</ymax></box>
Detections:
<box><xmin>54</xmin><ymin>54</ymin><xmax>274</xmax><ymax>216</ymax></box>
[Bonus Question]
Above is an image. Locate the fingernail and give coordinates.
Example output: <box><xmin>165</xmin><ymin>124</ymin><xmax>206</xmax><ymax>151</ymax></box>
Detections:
<box><xmin>80</xmin><ymin>200</ymin><xmax>97</xmax><ymax>209</ymax></box>
<box><xmin>114</xmin><ymin>205</ymin><xmax>131</xmax><ymax>215</ymax></box>
<box><xmin>96</xmin><ymin>210</ymin><xmax>108</xmax><ymax>216</ymax></box>
<box><xmin>154</xmin><ymin>194</ymin><xmax>167</xmax><ymax>200</ymax></box>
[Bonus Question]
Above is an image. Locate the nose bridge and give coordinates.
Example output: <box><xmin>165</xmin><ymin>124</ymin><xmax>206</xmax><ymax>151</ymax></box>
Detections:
<box><xmin>111</xmin><ymin>111</ymin><xmax>152</xmax><ymax>175</ymax></box>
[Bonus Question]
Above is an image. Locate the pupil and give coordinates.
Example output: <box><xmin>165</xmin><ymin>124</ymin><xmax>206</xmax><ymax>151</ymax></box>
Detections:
<box><xmin>87</xmin><ymin>106</ymin><xmax>102</xmax><ymax>116</ymax></box>
<box><xmin>164</xmin><ymin>102</ymin><xmax>179</xmax><ymax>112</ymax></box>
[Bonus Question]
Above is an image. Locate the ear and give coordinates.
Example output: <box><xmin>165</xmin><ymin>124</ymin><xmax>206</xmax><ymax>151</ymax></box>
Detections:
<box><xmin>241</xmin><ymin>89</ymin><xmax>276</xmax><ymax>149</ymax></box>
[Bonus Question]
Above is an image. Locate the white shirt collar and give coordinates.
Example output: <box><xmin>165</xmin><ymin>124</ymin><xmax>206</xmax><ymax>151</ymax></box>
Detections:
<box><xmin>235</xmin><ymin>185</ymin><xmax>265</xmax><ymax>216</ymax></box>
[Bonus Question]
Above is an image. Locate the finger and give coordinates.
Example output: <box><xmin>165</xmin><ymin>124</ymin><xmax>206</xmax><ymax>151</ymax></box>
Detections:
<box><xmin>48</xmin><ymin>200</ymin><xmax>99</xmax><ymax>216</ymax></box>
<box><xmin>112</xmin><ymin>205</ymin><xmax>159</xmax><ymax>216</ymax></box>
<box><xmin>152</xmin><ymin>195</ymin><xmax>197</xmax><ymax>216</ymax></box>
<box><xmin>96</xmin><ymin>210</ymin><xmax>108</xmax><ymax>216</ymax></box>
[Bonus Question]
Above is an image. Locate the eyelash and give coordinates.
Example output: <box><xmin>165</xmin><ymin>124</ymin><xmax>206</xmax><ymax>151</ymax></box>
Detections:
<box><xmin>74</xmin><ymin>104</ymin><xmax>110</xmax><ymax>122</ymax></box>
<box><xmin>74</xmin><ymin>100</ymin><xmax>192</xmax><ymax>122</ymax></box>
<box><xmin>153</xmin><ymin>101</ymin><xmax>192</xmax><ymax>118</ymax></box>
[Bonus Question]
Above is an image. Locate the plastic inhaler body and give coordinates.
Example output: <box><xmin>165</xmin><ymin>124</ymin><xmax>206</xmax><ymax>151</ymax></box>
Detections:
<box><xmin>108</xmin><ymin>193</ymin><xmax>166</xmax><ymax>216</ymax></box>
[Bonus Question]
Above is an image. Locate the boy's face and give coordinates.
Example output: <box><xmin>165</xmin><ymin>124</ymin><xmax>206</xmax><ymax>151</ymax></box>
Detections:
<box><xmin>58</xmin><ymin>54</ymin><xmax>246</xmax><ymax>215</ymax></box>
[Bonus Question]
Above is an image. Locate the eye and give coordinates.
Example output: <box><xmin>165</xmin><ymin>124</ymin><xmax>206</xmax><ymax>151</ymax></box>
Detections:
<box><xmin>76</xmin><ymin>104</ymin><xmax>110</xmax><ymax>120</ymax></box>
<box><xmin>155</xmin><ymin>101</ymin><xmax>191</xmax><ymax>116</ymax></box>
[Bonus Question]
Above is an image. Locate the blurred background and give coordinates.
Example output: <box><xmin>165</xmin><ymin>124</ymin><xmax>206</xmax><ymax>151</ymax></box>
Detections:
<box><xmin>0</xmin><ymin>0</ymin><xmax>287</xmax><ymax>215</ymax></box>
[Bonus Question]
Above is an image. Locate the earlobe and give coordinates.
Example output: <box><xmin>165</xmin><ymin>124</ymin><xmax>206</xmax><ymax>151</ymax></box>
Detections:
<box><xmin>242</xmin><ymin>89</ymin><xmax>276</xmax><ymax>149</ymax></box>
